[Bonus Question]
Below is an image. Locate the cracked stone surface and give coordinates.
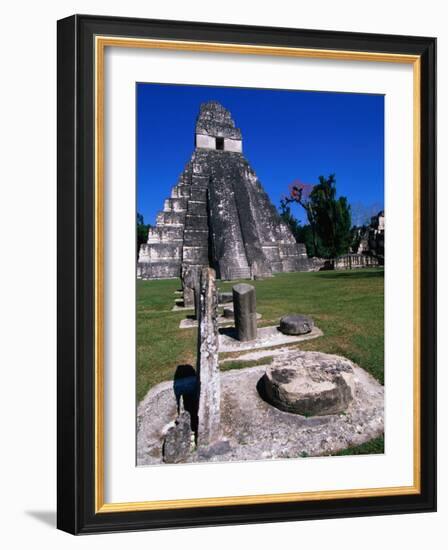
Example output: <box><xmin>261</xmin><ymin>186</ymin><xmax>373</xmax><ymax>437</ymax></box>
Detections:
<box><xmin>263</xmin><ymin>351</ymin><xmax>354</xmax><ymax>416</ymax></box>
<box><xmin>137</xmin><ymin>351</ymin><xmax>384</xmax><ymax>465</ymax></box>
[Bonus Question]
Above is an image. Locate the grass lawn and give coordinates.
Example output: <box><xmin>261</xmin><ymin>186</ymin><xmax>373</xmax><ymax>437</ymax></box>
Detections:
<box><xmin>137</xmin><ymin>268</ymin><xmax>384</xmax><ymax>403</ymax></box>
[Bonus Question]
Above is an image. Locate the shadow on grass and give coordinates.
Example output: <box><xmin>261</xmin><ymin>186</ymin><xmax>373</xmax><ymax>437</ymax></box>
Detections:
<box><xmin>318</xmin><ymin>269</ymin><xmax>384</xmax><ymax>280</ymax></box>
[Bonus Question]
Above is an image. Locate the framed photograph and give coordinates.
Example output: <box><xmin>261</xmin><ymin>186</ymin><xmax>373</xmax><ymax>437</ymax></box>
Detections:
<box><xmin>57</xmin><ymin>14</ymin><xmax>436</xmax><ymax>534</ymax></box>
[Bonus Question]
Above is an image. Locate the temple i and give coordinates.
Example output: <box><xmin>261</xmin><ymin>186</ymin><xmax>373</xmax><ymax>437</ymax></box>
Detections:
<box><xmin>137</xmin><ymin>101</ymin><xmax>316</xmax><ymax>280</ymax></box>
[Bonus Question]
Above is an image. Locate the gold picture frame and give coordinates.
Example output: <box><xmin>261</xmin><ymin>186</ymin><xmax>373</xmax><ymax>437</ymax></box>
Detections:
<box><xmin>58</xmin><ymin>15</ymin><xmax>436</xmax><ymax>534</ymax></box>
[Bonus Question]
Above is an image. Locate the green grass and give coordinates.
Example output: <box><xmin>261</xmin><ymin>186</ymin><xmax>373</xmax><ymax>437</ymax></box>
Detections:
<box><xmin>137</xmin><ymin>268</ymin><xmax>384</xmax><ymax>403</ymax></box>
<box><xmin>220</xmin><ymin>356</ymin><xmax>274</xmax><ymax>372</ymax></box>
<box><xmin>332</xmin><ymin>435</ymin><xmax>384</xmax><ymax>456</ymax></box>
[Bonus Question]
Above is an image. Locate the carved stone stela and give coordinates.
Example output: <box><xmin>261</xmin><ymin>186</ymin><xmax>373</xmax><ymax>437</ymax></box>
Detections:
<box><xmin>196</xmin><ymin>267</ymin><xmax>221</xmax><ymax>448</ymax></box>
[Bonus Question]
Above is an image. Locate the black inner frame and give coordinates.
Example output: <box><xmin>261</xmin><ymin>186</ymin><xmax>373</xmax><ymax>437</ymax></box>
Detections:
<box><xmin>57</xmin><ymin>14</ymin><xmax>437</xmax><ymax>535</ymax></box>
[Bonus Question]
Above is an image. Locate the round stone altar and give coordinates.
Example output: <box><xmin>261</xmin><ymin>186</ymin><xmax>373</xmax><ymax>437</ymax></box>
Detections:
<box><xmin>262</xmin><ymin>352</ymin><xmax>354</xmax><ymax>416</ymax></box>
<box><xmin>279</xmin><ymin>314</ymin><xmax>314</xmax><ymax>335</ymax></box>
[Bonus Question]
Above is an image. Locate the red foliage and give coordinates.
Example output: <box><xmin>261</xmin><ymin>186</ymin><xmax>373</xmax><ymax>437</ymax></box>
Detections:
<box><xmin>288</xmin><ymin>179</ymin><xmax>315</xmax><ymax>204</ymax></box>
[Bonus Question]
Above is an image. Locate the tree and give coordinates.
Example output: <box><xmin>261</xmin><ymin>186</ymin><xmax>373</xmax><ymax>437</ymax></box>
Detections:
<box><xmin>285</xmin><ymin>174</ymin><xmax>352</xmax><ymax>258</ymax></box>
<box><xmin>278</xmin><ymin>198</ymin><xmax>302</xmax><ymax>242</ymax></box>
<box><xmin>137</xmin><ymin>213</ymin><xmax>151</xmax><ymax>257</ymax></box>
<box><xmin>278</xmin><ymin>199</ymin><xmax>318</xmax><ymax>257</ymax></box>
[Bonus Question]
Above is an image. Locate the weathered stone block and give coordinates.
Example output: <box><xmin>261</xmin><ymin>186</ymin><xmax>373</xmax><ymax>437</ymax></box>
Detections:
<box><xmin>232</xmin><ymin>283</ymin><xmax>257</xmax><ymax>341</ymax></box>
<box><xmin>182</xmin><ymin>246</ymin><xmax>209</xmax><ymax>264</ymax></box>
<box><xmin>163</xmin><ymin>398</ymin><xmax>192</xmax><ymax>463</ymax></box>
<box><xmin>170</xmin><ymin>185</ymin><xmax>191</xmax><ymax>199</ymax></box>
<box><xmin>189</xmin><ymin>187</ymin><xmax>208</xmax><ymax>201</ymax></box>
<box><xmin>261</xmin><ymin>245</ymin><xmax>282</xmax><ymax>263</ymax></box>
<box><xmin>137</xmin><ymin>261</ymin><xmax>181</xmax><ymax>279</ymax></box>
<box><xmin>196</xmin><ymin>134</ymin><xmax>216</xmax><ymax>150</ymax></box>
<box><xmin>278</xmin><ymin>243</ymin><xmax>300</xmax><ymax>258</ymax></box>
<box><xmin>156</xmin><ymin>211</ymin><xmax>186</xmax><ymax>226</ymax></box>
<box><xmin>224</xmin><ymin>138</ymin><xmax>242</xmax><ymax>153</ymax></box>
<box><xmin>183</xmin><ymin>229</ymin><xmax>209</xmax><ymax>246</ymax></box>
<box><xmin>146</xmin><ymin>226</ymin><xmax>184</xmax><ymax>244</ymax></box>
<box><xmin>144</xmin><ymin>243</ymin><xmax>182</xmax><ymax>261</ymax></box>
<box><xmin>163</xmin><ymin>198</ymin><xmax>187</xmax><ymax>212</ymax></box>
<box><xmin>187</xmin><ymin>200</ymin><xmax>207</xmax><ymax>215</ymax></box>
<box><xmin>184</xmin><ymin>213</ymin><xmax>208</xmax><ymax>229</ymax></box>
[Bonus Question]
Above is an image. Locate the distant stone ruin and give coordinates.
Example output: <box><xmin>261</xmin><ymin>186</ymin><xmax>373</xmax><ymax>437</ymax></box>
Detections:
<box><xmin>353</xmin><ymin>210</ymin><xmax>385</xmax><ymax>265</ymax></box>
<box><xmin>138</xmin><ymin>101</ymin><xmax>317</xmax><ymax>281</ymax></box>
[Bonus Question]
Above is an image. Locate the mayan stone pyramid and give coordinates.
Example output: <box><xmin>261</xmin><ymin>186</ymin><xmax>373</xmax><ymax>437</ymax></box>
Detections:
<box><xmin>137</xmin><ymin>101</ymin><xmax>314</xmax><ymax>280</ymax></box>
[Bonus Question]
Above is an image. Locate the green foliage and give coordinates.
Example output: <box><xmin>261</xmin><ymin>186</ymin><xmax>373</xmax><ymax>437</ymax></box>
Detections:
<box><xmin>285</xmin><ymin>174</ymin><xmax>352</xmax><ymax>258</ymax></box>
<box><xmin>278</xmin><ymin>199</ymin><xmax>302</xmax><ymax>242</ymax></box>
<box><xmin>278</xmin><ymin>199</ymin><xmax>317</xmax><ymax>257</ymax></box>
<box><xmin>306</xmin><ymin>174</ymin><xmax>352</xmax><ymax>258</ymax></box>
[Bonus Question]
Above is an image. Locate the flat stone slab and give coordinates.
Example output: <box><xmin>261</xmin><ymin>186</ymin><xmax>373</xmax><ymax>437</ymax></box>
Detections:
<box><xmin>218</xmin><ymin>325</ymin><xmax>323</xmax><ymax>353</ymax></box>
<box><xmin>137</xmin><ymin>351</ymin><xmax>384</xmax><ymax>465</ymax></box>
<box><xmin>179</xmin><ymin>312</ymin><xmax>261</xmax><ymax>329</ymax></box>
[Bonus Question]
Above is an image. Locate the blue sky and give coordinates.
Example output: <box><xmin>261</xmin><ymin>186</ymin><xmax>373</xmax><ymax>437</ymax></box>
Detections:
<box><xmin>137</xmin><ymin>83</ymin><xmax>384</xmax><ymax>226</ymax></box>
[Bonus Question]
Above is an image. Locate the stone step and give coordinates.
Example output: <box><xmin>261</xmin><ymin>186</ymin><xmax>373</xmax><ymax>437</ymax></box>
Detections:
<box><xmin>183</xmin><ymin>229</ymin><xmax>209</xmax><ymax>246</ymax></box>
<box><xmin>278</xmin><ymin>243</ymin><xmax>303</xmax><ymax>258</ymax></box>
<box><xmin>171</xmin><ymin>185</ymin><xmax>191</xmax><ymax>199</ymax></box>
<box><xmin>220</xmin><ymin>265</ymin><xmax>252</xmax><ymax>281</ymax></box>
<box><xmin>189</xmin><ymin>187</ymin><xmax>208</xmax><ymax>202</ymax></box>
<box><xmin>270</xmin><ymin>261</ymin><xmax>285</xmax><ymax>273</ymax></box>
<box><xmin>137</xmin><ymin>260</ymin><xmax>181</xmax><ymax>279</ymax></box>
<box><xmin>156</xmin><ymin>211</ymin><xmax>186</xmax><ymax>226</ymax></box>
<box><xmin>146</xmin><ymin>226</ymin><xmax>184</xmax><ymax>244</ymax></box>
<box><xmin>163</xmin><ymin>197</ymin><xmax>187</xmax><ymax>212</ymax></box>
<box><xmin>261</xmin><ymin>245</ymin><xmax>282</xmax><ymax>263</ymax></box>
<box><xmin>184</xmin><ymin>213</ymin><xmax>208</xmax><ymax>229</ymax></box>
<box><xmin>187</xmin><ymin>200</ymin><xmax>207</xmax><ymax>215</ymax></box>
<box><xmin>191</xmin><ymin>174</ymin><xmax>209</xmax><ymax>187</ymax></box>
<box><xmin>182</xmin><ymin>245</ymin><xmax>209</xmax><ymax>264</ymax></box>
<box><xmin>139</xmin><ymin>243</ymin><xmax>182</xmax><ymax>262</ymax></box>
